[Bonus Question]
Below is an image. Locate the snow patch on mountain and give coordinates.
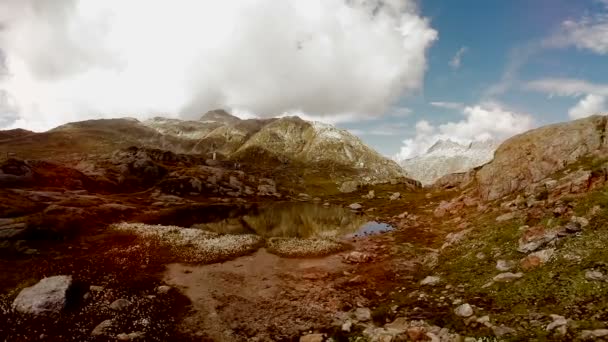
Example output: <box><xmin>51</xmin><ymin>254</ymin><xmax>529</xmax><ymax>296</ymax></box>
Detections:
<box><xmin>400</xmin><ymin>139</ymin><xmax>499</xmax><ymax>186</ymax></box>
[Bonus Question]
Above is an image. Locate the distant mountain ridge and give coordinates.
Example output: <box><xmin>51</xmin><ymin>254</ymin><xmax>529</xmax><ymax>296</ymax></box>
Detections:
<box><xmin>400</xmin><ymin>139</ymin><xmax>499</xmax><ymax>186</ymax></box>
<box><xmin>0</xmin><ymin>110</ymin><xmax>412</xmax><ymax>189</ymax></box>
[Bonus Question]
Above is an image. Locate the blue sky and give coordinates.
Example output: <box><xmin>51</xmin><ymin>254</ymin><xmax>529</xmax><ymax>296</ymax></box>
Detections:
<box><xmin>340</xmin><ymin>0</ymin><xmax>608</xmax><ymax>158</ymax></box>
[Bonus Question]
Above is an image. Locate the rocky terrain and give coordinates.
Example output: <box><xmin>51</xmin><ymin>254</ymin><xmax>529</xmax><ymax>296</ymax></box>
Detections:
<box><xmin>2</xmin><ymin>114</ymin><xmax>608</xmax><ymax>341</ymax></box>
<box><xmin>400</xmin><ymin>139</ymin><xmax>499</xmax><ymax>186</ymax></box>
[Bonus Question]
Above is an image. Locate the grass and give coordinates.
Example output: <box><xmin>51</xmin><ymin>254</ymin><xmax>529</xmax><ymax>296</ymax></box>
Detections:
<box><xmin>405</xmin><ymin>185</ymin><xmax>608</xmax><ymax>339</ymax></box>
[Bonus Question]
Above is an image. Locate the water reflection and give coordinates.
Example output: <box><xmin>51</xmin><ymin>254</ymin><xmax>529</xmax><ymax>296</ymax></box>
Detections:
<box><xmin>192</xmin><ymin>202</ymin><xmax>393</xmax><ymax>238</ymax></box>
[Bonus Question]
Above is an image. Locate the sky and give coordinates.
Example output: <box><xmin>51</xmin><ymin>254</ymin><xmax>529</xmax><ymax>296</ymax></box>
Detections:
<box><xmin>0</xmin><ymin>0</ymin><xmax>607</xmax><ymax>160</ymax></box>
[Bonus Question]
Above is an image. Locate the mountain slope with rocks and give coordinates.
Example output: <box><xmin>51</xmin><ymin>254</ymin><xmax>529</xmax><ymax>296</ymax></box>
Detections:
<box><xmin>4</xmin><ymin>114</ymin><xmax>608</xmax><ymax>341</ymax></box>
<box><xmin>400</xmin><ymin>139</ymin><xmax>499</xmax><ymax>186</ymax></box>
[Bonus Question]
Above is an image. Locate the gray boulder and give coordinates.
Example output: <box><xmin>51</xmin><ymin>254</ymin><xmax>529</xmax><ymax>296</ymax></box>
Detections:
<box><xmin>12</xmin><ymin>275</ymin><xmax>73</xmax><ymax>315</ymax></box>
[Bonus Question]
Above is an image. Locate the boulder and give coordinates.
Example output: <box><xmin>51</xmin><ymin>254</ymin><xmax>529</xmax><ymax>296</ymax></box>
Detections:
<box><xmin>340</xmin><ymin>181</ymin><xmax>358</xmax><ymax>193</ymax></box>
<box><xmin>91</xmin><ymin>319</ymin><xmax>114</xmax><ymax>336</ymax></box>
<box><xmin>348</xmin><ymin>203</ymin><xmax>363</xmax><ymax>211</ymax></box>
<box><xmin>521</xmin><ymin>249</ymin><xmax>555</xmax><ymax>270</ymax></box>
<box><xmin>585</xmin><ymin>270</ymin><xmax>604</xmax><ymax>281</ymax></box>
<box><xmin>12</xmin><ymin>275</ymin><xmax>73</xmax><ymax>315</ymax></box>
<box><xmin>354</xmin><ymin>307</ymin><xmax>372</xmax><ymax>322</ymax></box>
<box><xmin>496</xmin><ymin>260</ymin><xmax>516</xmax><ymax>272</ymax></box>
<box><xmin>420</xmin><ymin>276</ymin><xmax>442</xmax><ymax>286</ymax></box>
<box><xmin>518</xmin><ymin>227</ymin><xmax>559</xmax><ymax>253</ymax></box>
<box><xmin>454</xmin><ymin>303</ymin><xmax>474</xmax><ymax>317</ymax></box>
<box><xmin>109</xmin><ymin>298</ymin><xmax>131</xmax><ymax>311</ymax></box>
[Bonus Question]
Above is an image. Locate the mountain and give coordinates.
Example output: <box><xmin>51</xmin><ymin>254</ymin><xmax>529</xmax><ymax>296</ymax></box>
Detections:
<box><xmin>399</xmin><ymin>139</ymin><xmax>499</xmax><ymax>186</ymax></box>
<box><xmin>476</xmin><ymin>115</ymin><xmax>608</xmax><ymax>200</ymax></box>
<box><xmin>0</xmin><ymin>110</ymin><xmax>412</xmax><ymax>192</ymax></box>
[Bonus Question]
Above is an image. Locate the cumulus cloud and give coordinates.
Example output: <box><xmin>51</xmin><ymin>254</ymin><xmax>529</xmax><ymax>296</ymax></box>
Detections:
<box><xmin>544</xmin><ymin>2</ymin><xmax>608</xmax><ymax>55</ymax></box>
<box><xmin>569</xmin><ymin>94</ymin><xmax>607</xmax><ymax>119</ymax></box>
<box><xmin>393</xmin><ymin>102</ymin><xmax>534</xmax><ymax>161</ymax></box>
<box><xmin>526</xmin><ymin>78</ymin><xmax>608</xmax><ymax>120</ymax></box>
<box><xmin>449</xmin><ymin>46</ymin><xmax>467</xmax><ymax>69</ymax></box>
<box><xmin>0</xmin><ymin>0</ymin><xmax>437</xmax><ymax>131</ymax></box>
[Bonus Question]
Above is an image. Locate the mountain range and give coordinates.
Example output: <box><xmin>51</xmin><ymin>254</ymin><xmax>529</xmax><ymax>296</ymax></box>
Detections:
<box><xmin>0</xmin><ymin>110</ymin><xmax>413</xmax><ymax>193</ymax></box>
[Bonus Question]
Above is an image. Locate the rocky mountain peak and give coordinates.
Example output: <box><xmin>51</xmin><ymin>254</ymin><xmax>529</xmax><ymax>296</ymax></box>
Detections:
<box><xmin>200</xmin><ymin>109</ymin><xmax>241</xmax><ymax>124</ymax></box>
<box><xmin>400</xmin><ymin>138</ymin><xmax>498</xmax><ymax>186</ymax></box>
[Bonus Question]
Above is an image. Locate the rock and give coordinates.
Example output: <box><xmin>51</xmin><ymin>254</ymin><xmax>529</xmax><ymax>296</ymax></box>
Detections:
<box><xmin>156</xmin><ymin>285</ymin><xmax>171</xmax><ymax>294</ymax></box>
<box><xmin>585</xmin><ymin>270</ymin><xmax>605</xmax><ymax>281</ymax></box>
<box><xmin>109</xmin><ymin>298</ymin><xmax>131</xmax><ymax>311</ymax></box>
<box><xmin>581</xmin><ymin>329</ymin><xmax>608</xmax><ymax>340</ymax></box>
<box><xmin>496</xmin><ymin>212</ymin><xmax>517</xmax><ymax>222</ymax></box>
<box><xmin>385</xmin><ymin>317</ymin><xmax>409</xmax><ymax>332</ymax></box>
<box><xmin>518</xmin><ymin>226</ymin><xmax>559</xmax><ymax>253</ymax></box>
<box><xmin>420</xmin><ymin>276</ymin><xmax>442</xmax><ymax>286</ymax></box>
<box><xmin>521</xmin><ymin>248</ymin><xmax>555</xmax><ymax>270</ymax></box>
<box><xmin>12</xmin><ymin>275</ymin><xmax>73</xmax><ymax>315</ymax></box>
<box><xmin>565</xmin><ymin>221</ymin><xmax>582</xmax><ymax>233</ymax></box>
<box><xmin>454</xmin><ymin>303</ymin><xmax>474</xmax><ymax>317</ymax></box>
<box><xmin>91</xmin><ymin>319</ymin><xmax>114</xmax><ymax>336</ymax></box>
<box><xmin>343</xmin><ymin>251</ymin><xmax>372</xmax><ymax>264</ymax></box>
<box><xmin>389</xmin><ymin>192</ymin><xmax>401</xmax><ymax>201</ymax></box>
<box><xmin>89</xmin><ymin>285</ymin><xmax>104</xmax><ymax>293</ymax></box>
<box><xmin>117</xmin><ymin>331</ymin><xmax>145</xmax><ymax>341</ymax></box>
<box><xmin>406</xmin><ymin>327</ymin><xmax>427</xmax><ymax>341</ymax></box>
<box><xmin>354</xmin><ymin>307</ymin><xmax>372</xmax><ymax>322</ymax></box>
<box><xmin>297</xmin><ymin>193</ymin><xmax>311</xmax><ymax>201</ymax></box>
<box><xmin>323</xmin><ymin>202</ymin><xmax>330</xmax><ymax>206</ymax></box>
<box><xmin>496</xmin><ymin>260</ymin><xmax>516</xmax><ymax>272</ymax></box>
<box><xmin>492</xmin><ymin>325</ymin><xmax>516</xmax><ymax>338</ymax></box>
<box><xmin>477</xmin><ymin>315</ymin><xmax>492</xmax><ymax>327</ymax></box>
<box><xmin>340</xmin><ymin>181</ymin><xmax>358</xmax><ymax>193</ymax></box>
<box><xmin>0</xmin><ymin>223</ymin><xmax>27</xmax><ymax>240</ymax></box>
<box><xmin>572</xmin><ymin>215</ymin><xmax>589</xmax><ymax>225</ymax></box>
<box><xmin>546</xmin><ymin>314</ymin><xmax>568</xmax><ymax>331</ymax></box>
<box><xmin>300</xmin><ymin>333</ymin><xmax>324</xmax><ymax>342</ymax></box>
<box><xmin>341</xmin><ymin>320</ymin><xmax>353</xmax><ymax>332</ymax></box>
<box><xmin>441</xmin><ymin>229</ymin><xmax>472</xmax><ymax>249</ymax></box>
<box><xmin>493</xmin><ymin>272</ymin><xmax>524</xmax><ymax>282</ymax></box>
<box><xmin>362</xmin><ymin>190</ymin><xmax>375</xmax><ymax>199</ymax></box>
<box><xmin>349</xmin><ymin>203</ymin><xmax>363</xmax><ymax>211</ymax></box>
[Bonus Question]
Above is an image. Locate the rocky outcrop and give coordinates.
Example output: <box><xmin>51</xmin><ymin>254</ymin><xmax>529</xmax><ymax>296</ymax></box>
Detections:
<box><xmin>476</xmin><ymin>115</ymin><xmax>608</xmax><ymax>200</ymax></box>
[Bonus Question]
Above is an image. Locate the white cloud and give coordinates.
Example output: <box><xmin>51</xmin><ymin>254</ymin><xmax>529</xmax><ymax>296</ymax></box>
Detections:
<box><xmin>449</xmin><ymin>46</ymin><xmax>467</xmax><ymax>69</ymax></box>
<box><xmin>526</xmin><ymin>78</ymin><xmax>608</xmax><ymax>97</ymax></box>
<box><xmin>568</xmin><ymin>94</ymin><xmax>607</xmax><ymax>119</ymax></box>
<box><xmin>429</xmin><ymin>101</ymin><xmax>465</xmax><ymax>110</ymax></box>
<box><xmin>526</xmin><ymin>78</ymin><xmax>608</xmax><ymax>120</ymax></box>
<box><xmin>0</xmin><ymin>0</ymin><xmax>437</xmax><ymax>131</ymax></box>
<box><xmin>393</xmin><ymin>102</ymin><xmax>534</xmax><ymax>161</ymax></box>
<box><xmin>544</xmin><ymin>7</ymin><xmax>608</xmax><ymax>55</ymax></box>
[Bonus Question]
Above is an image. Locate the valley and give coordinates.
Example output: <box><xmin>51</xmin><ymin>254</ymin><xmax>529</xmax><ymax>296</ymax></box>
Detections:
<box><xmin>2</xmin><ymin>113</ymin><xmax>608</xmax><ymax>341</ymax></box>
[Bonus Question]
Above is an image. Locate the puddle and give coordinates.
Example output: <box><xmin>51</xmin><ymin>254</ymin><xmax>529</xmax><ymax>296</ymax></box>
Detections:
<box><xmin>346</xmin><ymin>221</ymin><xmax>394</xmax><ymax>238</ymax></box>
<box><xmin>190</xmin><ymin>202</ymin><xmax>394</xmax><ymax>239</ymax></box>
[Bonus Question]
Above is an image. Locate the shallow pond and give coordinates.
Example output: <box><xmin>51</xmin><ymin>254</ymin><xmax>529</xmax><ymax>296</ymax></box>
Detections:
<box><xmin>191</xmin><ymin>202</ymin><xmax>394</xmax><ymax>239</ymax></box>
